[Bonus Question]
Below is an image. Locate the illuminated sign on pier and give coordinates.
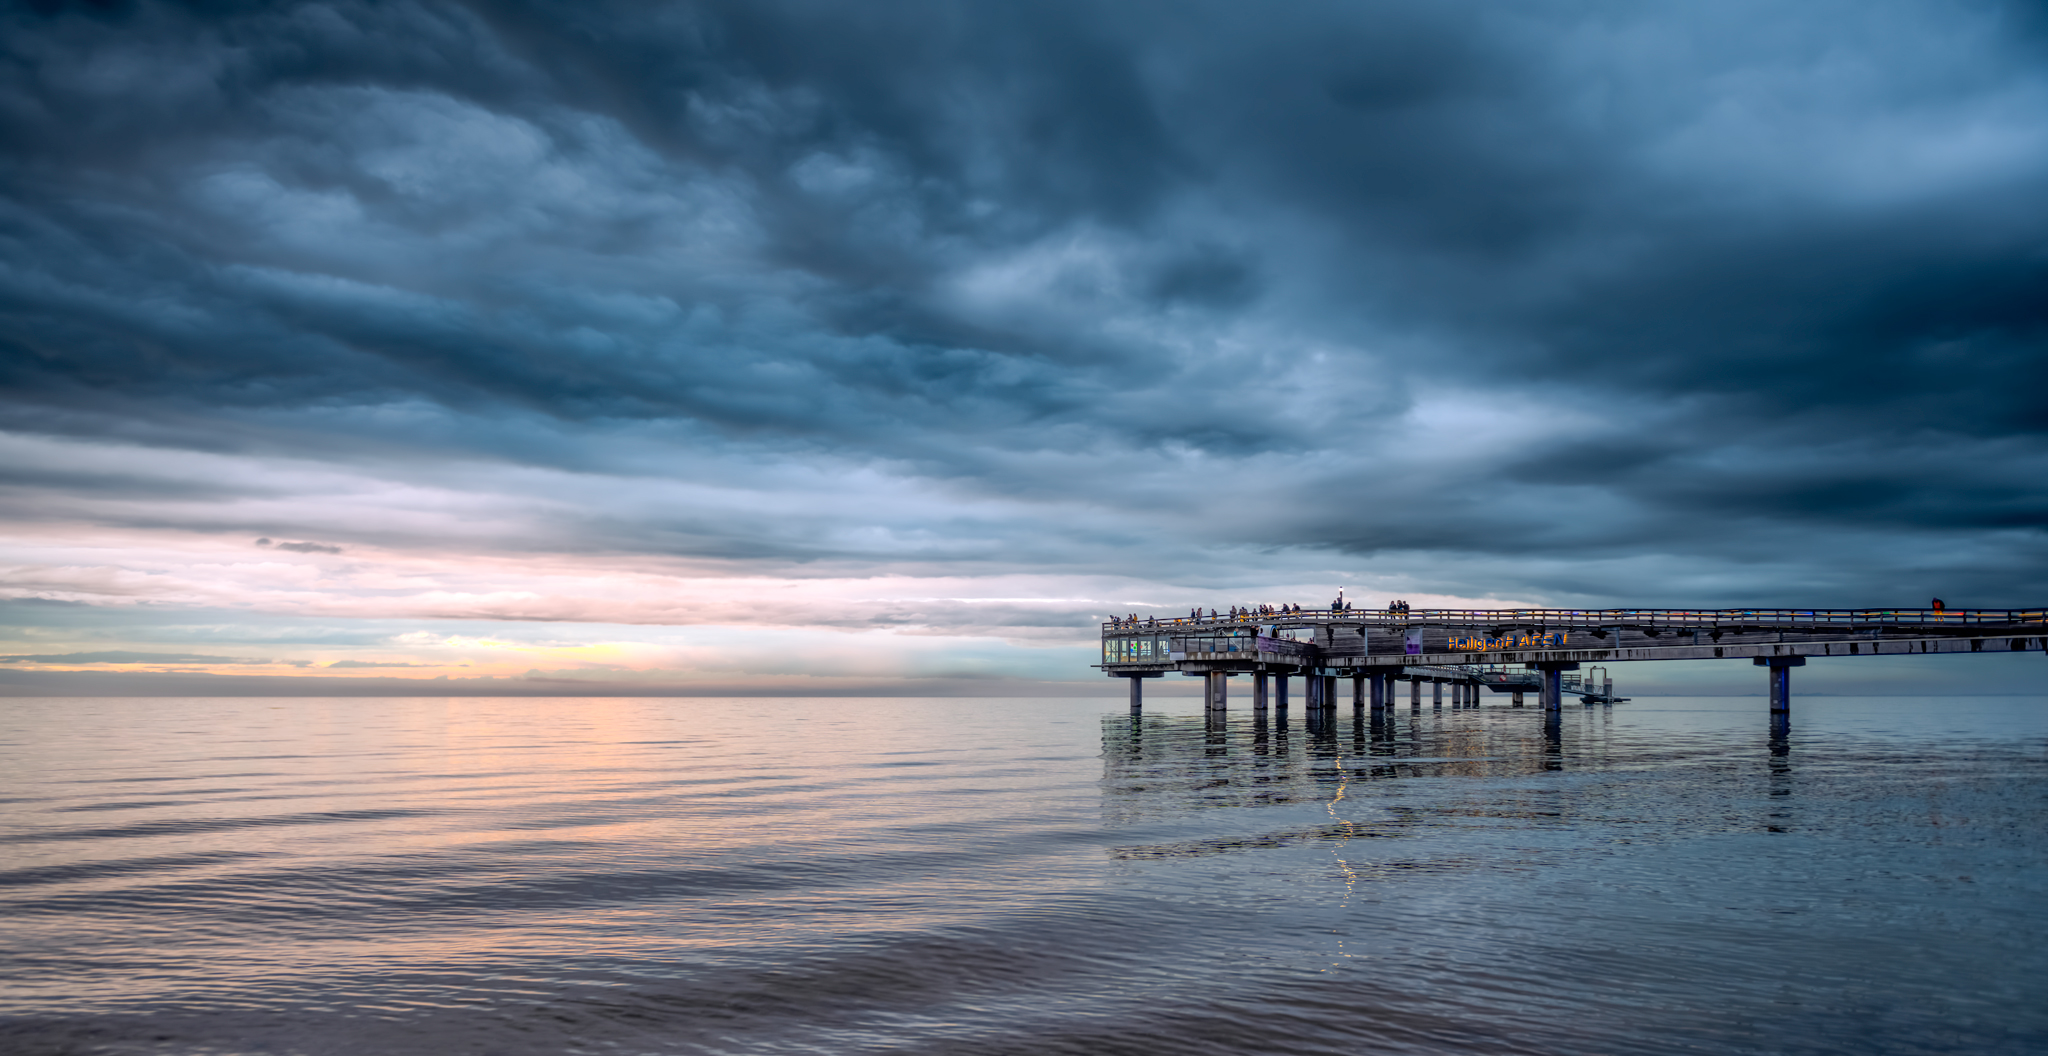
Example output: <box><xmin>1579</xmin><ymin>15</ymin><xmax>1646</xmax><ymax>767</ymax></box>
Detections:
<box><xmin>1449</xmin><ymin>631</ymin><xmax>1567</xmax><ymax>651</ymax></box>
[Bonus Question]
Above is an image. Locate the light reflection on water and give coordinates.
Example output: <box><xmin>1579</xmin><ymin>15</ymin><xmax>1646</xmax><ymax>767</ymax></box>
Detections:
<box><xmin>2</xmin><ymin>694</ymin><xmax>2045</xmax><ymax>1055</ymax></box>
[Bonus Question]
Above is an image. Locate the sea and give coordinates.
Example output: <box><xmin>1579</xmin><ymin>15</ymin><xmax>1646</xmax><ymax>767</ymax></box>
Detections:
<box><xmin>2</xmin><ymin>693</ymin><xmax>2044</xmax><ymax>1055</ymax></box>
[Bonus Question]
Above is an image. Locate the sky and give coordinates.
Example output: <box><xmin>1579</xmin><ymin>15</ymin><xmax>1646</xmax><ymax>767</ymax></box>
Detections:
<box><xmin>3</xmin><ymin>0</ymin><xmax>2046</xmax><ymax>696</ymax></box>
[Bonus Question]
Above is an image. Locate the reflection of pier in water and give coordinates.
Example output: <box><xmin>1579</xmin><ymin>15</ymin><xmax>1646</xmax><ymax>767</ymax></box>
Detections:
<box><xmin>1099</xmin><ymin>706</ymin><xmax>1608</xmax><ymax>831</ymax></box>
<box><xmin>1100</xmin><ymin>706</ymin><xmax>1799</xmax><ymax>872</ymax></box>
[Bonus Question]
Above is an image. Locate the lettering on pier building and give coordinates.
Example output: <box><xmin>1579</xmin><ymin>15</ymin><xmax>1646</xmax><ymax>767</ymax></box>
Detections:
<box><xmin>1448</xmin><ymin>631</ymin><xmax>1567</xmax><ymax>652</ymax></box>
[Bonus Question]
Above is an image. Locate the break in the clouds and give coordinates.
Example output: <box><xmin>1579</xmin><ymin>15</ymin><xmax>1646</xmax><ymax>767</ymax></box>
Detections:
<box><xmin>2</xmin><ymin>0</ymin><xmax>2045</xmax><ymax>690</ymax></box>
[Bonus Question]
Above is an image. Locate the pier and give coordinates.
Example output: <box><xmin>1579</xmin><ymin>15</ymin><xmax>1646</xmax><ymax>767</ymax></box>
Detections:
<box><xmin>1100</xmin><ymin>606</ymin><xmax>2045</xmax><ymax>725</ymax></box>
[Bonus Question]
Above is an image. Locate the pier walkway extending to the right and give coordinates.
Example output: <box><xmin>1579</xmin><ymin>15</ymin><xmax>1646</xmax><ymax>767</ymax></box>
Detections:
<box><xmin>1097</xmin><ymin>606</ymin><xmax>2045</xmax><ymax>729</ymax></box>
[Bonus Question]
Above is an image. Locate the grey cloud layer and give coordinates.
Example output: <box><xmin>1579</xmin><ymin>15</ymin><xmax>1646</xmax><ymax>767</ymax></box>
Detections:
<box><xmin>3</xmin><ymin>0</ymin><xmax>2045</xmax><ymax>607</ymax></box>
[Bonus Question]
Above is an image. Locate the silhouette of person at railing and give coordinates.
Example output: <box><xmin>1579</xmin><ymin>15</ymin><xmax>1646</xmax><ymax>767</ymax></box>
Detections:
<box><xmin>1932</xmin><ymin>598</ymin><xmax>1946</xmax><ymax>612</ymax></box>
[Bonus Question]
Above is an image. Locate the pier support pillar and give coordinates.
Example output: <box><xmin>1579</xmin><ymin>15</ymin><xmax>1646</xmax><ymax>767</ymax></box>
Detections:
<box><xmin>1126</xmin><ymin>674</ymin><xmax>1143</xmax><ymax>713</ymax></box>
<box><xmin>1352</xmin><ymin>675</ymin><xmax>1365</xmax><ymax>709</ymax></box>
<box><xmin>1531</xmin><ymin>662</ymin><xmax>1579</xmax><ymax>713</ymax></box>
<box><xmin>1205</xmin><ymin>671</ymin><xmax>1229</xmax><ymax>712</ymax></box>
<box><xmin>1322</xmin><ymin>674</ymin><xmax>1338</xmax><ymax>712</ymax></box>
<box><xmin>1369</xmin><ymin>671</ymin><xmax>1388</xmax><ymax>713</ymax></box>
<box><xmin>1755</xmin><ymin>656</ymin><xmax>1805</xmax><ymax>724</ymax></box>
<box><xmin>1432</xmin><ymin>680</ymin><xmax>1443</xmax><ymax>709</ymax></box>
<box><xmin>1253</xmin><ymin>671</ymin><xmax>1269</xmax><ymax>712</ymax></box>
<box><xmin>1275</xmin><ymin>673</ymin><xmax>1290</xmax><ymax>711</ymax></box>
<box><xmin>1512</xmin><ymin>690</ymin><xmax>1524</xmax><ymax>707</ymax></box>
<box><xmin>1410</xmin><ymin>677</ymin><xmax>1421</xmax><ymax>709</ymax></box>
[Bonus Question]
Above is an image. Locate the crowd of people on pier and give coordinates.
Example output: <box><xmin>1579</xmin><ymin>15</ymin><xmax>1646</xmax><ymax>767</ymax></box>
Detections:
<box><xmin>1105</xmin><ymin>598</ymin><xmax>1425</xmax><ymax>628</ymax></box>
<box><xmin>1107</xmin><ymin>600</ymin><xmax>1418</xmax><ymax>628</ymax></box>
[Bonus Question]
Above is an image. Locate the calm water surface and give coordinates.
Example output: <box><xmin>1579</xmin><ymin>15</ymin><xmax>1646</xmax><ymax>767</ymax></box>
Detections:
<box><xmin>2</xmin><ymin>694</ymin><xmax>2045</xmax><ymax>1055</ymax></box>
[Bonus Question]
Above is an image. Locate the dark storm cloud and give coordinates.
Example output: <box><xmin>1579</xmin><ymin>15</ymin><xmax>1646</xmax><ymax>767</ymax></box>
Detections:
<box><xmin>3</xmin><ymin>0</ymin><xmax>2046</xmax><ymax>605</ymax></box>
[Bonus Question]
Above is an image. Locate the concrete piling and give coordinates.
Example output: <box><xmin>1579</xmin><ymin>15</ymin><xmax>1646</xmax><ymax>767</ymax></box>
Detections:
<box><xmin>1756</xmin><ymin>655</ymin><xmax>1805</xmax><ymax>725</ymax></box>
